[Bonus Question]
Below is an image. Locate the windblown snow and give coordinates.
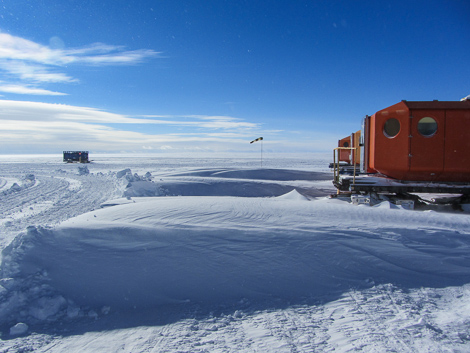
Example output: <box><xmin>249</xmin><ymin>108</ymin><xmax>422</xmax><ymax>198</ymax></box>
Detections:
<box><xmin>1</xmin><ymin>154</ymin><xmax>470</xmax><ymax>352</ymax></box>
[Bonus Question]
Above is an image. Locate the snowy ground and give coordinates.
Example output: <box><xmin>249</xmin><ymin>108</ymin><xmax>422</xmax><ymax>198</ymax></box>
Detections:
<box><xmin>1</xmin><ymin>154</ymin><xmax>470</xmax><ymax>352</ymax></box>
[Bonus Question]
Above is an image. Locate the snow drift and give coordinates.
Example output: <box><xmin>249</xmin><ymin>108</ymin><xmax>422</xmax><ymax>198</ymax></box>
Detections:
<box><xmin>2</xmin><ymin>192</ymin><xmax>470</xmax><ymax>327</ymax></box>
<box><xmin>121</xmin><ymin>168</ymin><xmax>332</xmax><ymax>198</ymax></box>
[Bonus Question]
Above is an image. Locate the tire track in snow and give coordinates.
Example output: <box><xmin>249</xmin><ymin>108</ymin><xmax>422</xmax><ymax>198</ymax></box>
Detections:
<box><xmin>347</xmin><ymin>289</ymin><xmax>414</xmax><ymax>352</ymax></box>
<box><xmin>0</xmin><ymin>171</ymin><xmax>119</xmax><ymax>252</ymax></box>
<box><xmin>0</xmin><ymin>176</ymin><xmax>64</xmax><ymax>215</ymax></box>
<box><xmin>320</xmin><ymin>285</ymin><xmax>453</xmax><ymax>352</ymax></box>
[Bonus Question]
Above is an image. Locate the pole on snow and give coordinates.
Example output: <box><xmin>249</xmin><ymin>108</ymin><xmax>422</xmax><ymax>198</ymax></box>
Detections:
<box><xmin>250</xmin><ymin>137</ymin><xmax>263</xmax><ymax>168</ymax></box>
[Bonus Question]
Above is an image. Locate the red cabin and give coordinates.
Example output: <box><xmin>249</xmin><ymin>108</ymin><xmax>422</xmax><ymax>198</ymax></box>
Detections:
<box><xmin>337</xmin><ymin>130</ymin><xmax>361</xmax><ymax>165</ymax></box>
<box><xmin>365</xmin><ymin>100</ymin><xmax>470</xmax><ymax>182</ymax></box>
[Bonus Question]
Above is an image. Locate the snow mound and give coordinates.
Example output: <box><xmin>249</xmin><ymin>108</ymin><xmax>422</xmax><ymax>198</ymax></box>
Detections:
<box><xmin>116</xmin><ymin>168</ymin><xmax>132</xmax><ymax>179</ymax></box>
<box><xmin>77</xmin><ymin>166</ymin><xmax>89</xmax><ymax>175</ymax></box>
<box><xmin>9</xmin><ymin>322</ymin><xmax>28</xmax><ymax>336</ymax></box>
<box><xmin>116</xmin><ymin>168</ymin><xmax>152</xmax><ymax>182</ymax></box>
<box><xmin>123</xmin><ymin>180</ymin><xmax>163</xmax><ymax>197</ymax></box>
<box><xmin>123</xmin><ymin>179</ymin><xmax>298</xmax><ymax>198</ymax></box>
<box><xmin>171</xmin><ymin>168</ymin><xmax>331</xmax><ymax>181</ymax></box>
<box><xmin>121</xmin><ymin>169</ymin><xmax>332</xmax><ymax>198</ymax></box>
<box><xmin>2</xmin><ymin>196</ymin><xmax>470</xmax><ymax>327</ymax></box>
<box><xmin>1</xmin><ymin>174</ymin><xmax>36</xmax><ymax>195</ymax></box>
<box><xmin>275</xmin><ymin>189</ymin><xmax>310</xmax><ymax>201</ymax></box>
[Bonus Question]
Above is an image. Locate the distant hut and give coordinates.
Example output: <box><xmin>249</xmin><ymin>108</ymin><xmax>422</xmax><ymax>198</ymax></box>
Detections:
<box><xmin>63</xmin><ymin>151</ymin><xmax>89</xmax><ymax>163</ymax></box>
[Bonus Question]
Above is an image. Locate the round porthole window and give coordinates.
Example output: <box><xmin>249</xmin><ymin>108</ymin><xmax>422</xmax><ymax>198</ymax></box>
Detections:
<box><xmin>343</xmin><ymin>141</ymin><xmax>349</xmax><ymax>147</ymax></box>
<box><xmin>417</xmin><ymin>117</ymin><xmax>437</xmax><ymax>137</ymax></box>
<box><xmin>383</xmin><ymin>118</ymin><xmax>400</xmax><ymax>138</ymax></box>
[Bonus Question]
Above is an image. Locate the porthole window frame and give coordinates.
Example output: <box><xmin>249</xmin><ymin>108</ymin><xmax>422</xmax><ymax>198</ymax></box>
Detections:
<box><xmin>417</xmin><ymin>117</ymin><xmax>438</xmax><ymax>137</ymax></box>
<box><xmin>383</xmin><ymin>118</ymin><xmax>401</xmax><ymax>139</ymax></box>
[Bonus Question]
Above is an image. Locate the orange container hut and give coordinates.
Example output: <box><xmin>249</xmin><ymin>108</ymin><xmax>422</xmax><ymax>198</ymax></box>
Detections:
<box><xmin>366</xmin><ymin>100</ymin><xmax>470</xmax><ymax>182</ymax></box>
<box><xmin>338</xmin><ymin>135</ymin><xmax>351</xmax><ymax>163</ymax></box>
<box><xmin>337</xmin><ymin>130</ymin><xmax>361</xmax><ymax>165</ymax></box>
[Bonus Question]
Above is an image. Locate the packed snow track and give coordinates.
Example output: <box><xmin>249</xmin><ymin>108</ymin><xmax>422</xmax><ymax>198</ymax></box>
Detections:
<box><xmin>0</xmin><ymin>166</ymin><xmax>120</xmax><ymax>253</ymax></box>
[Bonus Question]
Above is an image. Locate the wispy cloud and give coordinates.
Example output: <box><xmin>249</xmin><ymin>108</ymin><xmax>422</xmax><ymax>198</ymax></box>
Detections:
<box><xmin>0</xmin><ymin>61</ymin><xmax>77</xmax><ymax>83</ymax></box>
<box><xmin>0</xmin><ymin>100</ymin><xmax>260</xmax><ymax>130</ymax></box>
<box><xmin>0</xmin><ymin>84</ymin><xmax>67</xmax><ymax>96</ymax></box>
<box><xmin>139</xmin><ymin>115</ymin><xmax>258</xmax><ymax>129</ymax></box>
<box><xmin>0</xmin><ymin>100</ymin><xmax>270</xmax><ymax>153</ymax></box>
<box><xmin>0</xmin><ymin>33</ymin><xmax>159</xmax><ymax>95</ymax></box>
<box><xmin>0</xmin><ymin>99</ymin><xmax>335</xmax><ymax>154</ymax></box>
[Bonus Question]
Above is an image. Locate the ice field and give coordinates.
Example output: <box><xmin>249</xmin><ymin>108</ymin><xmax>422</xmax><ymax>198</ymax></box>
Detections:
<box><xmin>1</xmin><ymin>154</ymin><xmax>470</xmax><ymax>352</ymax></box>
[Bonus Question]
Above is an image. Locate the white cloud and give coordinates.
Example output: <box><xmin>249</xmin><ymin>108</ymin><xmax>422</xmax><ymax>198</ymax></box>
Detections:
<box><xmin>0</xmin><ymin>84</ymin><xmax>67</xmax><ymax>96</ymax></box>
<box><xmin>71</xmin><ymin>49</ymin><xmax>159</xmax><ymax>65</ymax></box>
<box><xmin>0</xmin><ymin>33</ymin><xmax>159</xmax><ymax>66</ymax></box>
<box><xmin>0</xmin><ymin>100</ymin><xmax>261</xmax><ymax>131</ymax></box>
<box><xmin>140</xmin><ymin>114</ymin><xmax>259</xmax><ymax>129</ymax></box>
<box><xmin>0</xmin><ymin>100</ymin><xmax>331</xmax><ymax>154</ymax></box>
<box><xmin>0</xmin><ymin>100</ymin><xmax>127</xmax><ymax>122</ymax></box>
<box><xmin>0</xmin><ymin>100</ymin><xmax>269</xmax><ymax>153</ymax></box>
<box><xmin>1</xmin><ymin>61</ymin><xmax>77</xmax><ymax>83</ymax></box>
<box><xmin>0</xmin><ymin>32</ymin><xmax>159</xmax><ymax>95</ymax></box>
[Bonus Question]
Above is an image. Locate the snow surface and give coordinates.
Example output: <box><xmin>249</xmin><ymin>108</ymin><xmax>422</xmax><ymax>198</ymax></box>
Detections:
<box><xmin>1</xmin><ymin>154</ymin><xmax>470</xmax><ymax>352</ymax></box>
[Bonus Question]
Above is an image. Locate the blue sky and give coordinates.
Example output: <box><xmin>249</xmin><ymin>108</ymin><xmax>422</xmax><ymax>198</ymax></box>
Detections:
<box><xmin>0</xmin><ymin>0</ymin><xmax>469</xmax><ymax>155</ymax></box>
